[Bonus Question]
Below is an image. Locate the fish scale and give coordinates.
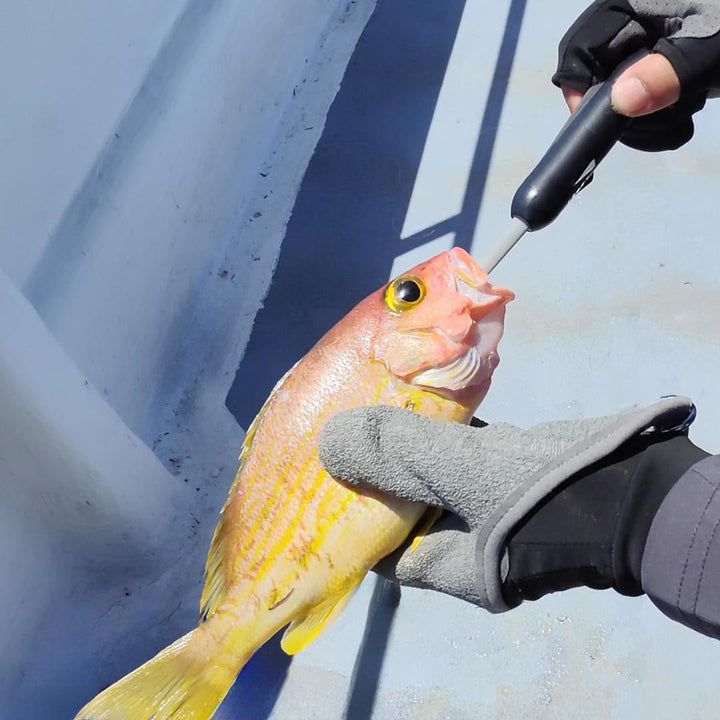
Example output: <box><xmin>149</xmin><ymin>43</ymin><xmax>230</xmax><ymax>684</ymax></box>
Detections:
<box><xmin>75</xmin><ymin>247</ymin><xmax>513</xmax><ymax>720</ymax></box>
<box><xmin>227</xmin><ymin>365</ymin><xmax>432</xmax><ymax>615</ymax></box>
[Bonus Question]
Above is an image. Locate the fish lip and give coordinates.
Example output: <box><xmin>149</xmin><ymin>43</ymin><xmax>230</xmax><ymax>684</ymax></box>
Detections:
<box><xmin>452</xmin><ymin>269</ymin><xmax>514</xmax><ymax>308</ymax></box>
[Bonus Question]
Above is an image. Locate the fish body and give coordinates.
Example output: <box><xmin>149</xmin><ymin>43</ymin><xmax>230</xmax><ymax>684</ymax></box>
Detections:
<box><xmin>76</xmin><ymin>247</ymin><xmax>513</xmax><ymax>720</ymax></box>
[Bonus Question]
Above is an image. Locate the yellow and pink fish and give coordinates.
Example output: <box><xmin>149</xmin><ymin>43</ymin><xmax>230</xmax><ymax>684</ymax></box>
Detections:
<box><xmin>76</xmin><ymin>247</ymin><xmax>513</xmax><ymax>720</ymax></box>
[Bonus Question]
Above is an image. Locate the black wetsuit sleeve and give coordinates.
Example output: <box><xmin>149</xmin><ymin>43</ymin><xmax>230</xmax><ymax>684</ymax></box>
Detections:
<box><xmin>503</xmin><ymin>435</ymin><xmax>720</xmax><ymax>641</ymax></box>
<box><xmin>642</xmin><ymin>455</ymin><xmax>720</xmax><ymax>639</ymax></box>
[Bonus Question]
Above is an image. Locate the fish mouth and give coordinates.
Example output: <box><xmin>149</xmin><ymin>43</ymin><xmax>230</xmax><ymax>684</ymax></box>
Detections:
<box><xmin>410</xmin><ymin>302</ymin><xmax>506</xmax><ymax>394</ymax></box>
<box><xmin>401</xmin><ymin>250</ymin><xmax>512</xmax><ymax>396</ymax></box>
<box><xmin>450</xmin><ymin>251</ymin><xmax>515</xmax><ymax>309</ymax></box>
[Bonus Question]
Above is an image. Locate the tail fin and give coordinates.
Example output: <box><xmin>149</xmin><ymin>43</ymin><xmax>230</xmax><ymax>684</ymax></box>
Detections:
<box><xmin>75</xmin><ymin>617</ymin><xmax>249</xmax><ymax>720</ymax></box>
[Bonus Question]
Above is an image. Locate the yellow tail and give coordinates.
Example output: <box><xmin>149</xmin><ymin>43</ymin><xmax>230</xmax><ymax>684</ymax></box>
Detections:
<box><xmin>75</xmin><ymin>614</ymin><xmax>251</xmax><ymax>720</ymax></box>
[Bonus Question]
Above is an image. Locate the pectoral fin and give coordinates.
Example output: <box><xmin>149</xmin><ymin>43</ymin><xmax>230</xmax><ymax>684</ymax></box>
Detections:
<box><xmin>281</xmin><ymin>590</ymin><xmax>356</xmax><ymax>655</ymax></box>
<box><xmin>410</xmin><ymin>506</ymin><xmax>443</xmax><ymax>552</ymax></box>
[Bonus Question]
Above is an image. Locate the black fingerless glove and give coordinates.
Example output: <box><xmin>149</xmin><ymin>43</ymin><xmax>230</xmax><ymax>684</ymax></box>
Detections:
<box><xmin>553</xmin><ymin>0</ymin><xmax>720</xmax><ymax>151</ymax></box>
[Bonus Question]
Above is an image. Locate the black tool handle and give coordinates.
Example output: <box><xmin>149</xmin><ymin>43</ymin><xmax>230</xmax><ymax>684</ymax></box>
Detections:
<box><xmin>511</xmin><ymin>80</ymin><xmax>632</xmax><ymax>231</ymax></box>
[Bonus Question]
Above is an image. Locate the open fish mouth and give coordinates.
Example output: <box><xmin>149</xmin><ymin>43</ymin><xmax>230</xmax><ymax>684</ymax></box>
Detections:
<box><xmin>411</xmin><ymin>302</ymin><xmax>505</xmax><ymax>393</ymax></box>
<box><xmin>451</xmin><ymin>252</ymin><xmax>514</xmax><ymax>308</ymax></box>
<box><xmin>403</xmin><ymin>252</ymin><xmax>511</xmax><ymax>394</ymax></box>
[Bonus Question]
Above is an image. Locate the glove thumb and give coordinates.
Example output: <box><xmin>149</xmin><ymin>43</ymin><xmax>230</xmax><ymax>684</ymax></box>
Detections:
<box><xmin>318</xmin><ymin>405</ymin><xmax>473</xmax><ymax>508</ymax></box>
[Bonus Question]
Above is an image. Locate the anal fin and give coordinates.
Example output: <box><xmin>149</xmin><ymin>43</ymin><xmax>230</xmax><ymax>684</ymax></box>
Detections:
<box><xmin>281</xmin><ymin>590</ymin><xmax>356</xmax><ymax>655</ymax></box>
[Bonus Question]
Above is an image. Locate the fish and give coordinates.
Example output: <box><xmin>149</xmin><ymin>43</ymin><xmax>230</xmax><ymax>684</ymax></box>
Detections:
<box><xmin>75</xmin><ymin>246</ymin><xmax>514</xmax><ymax>720</ymax></box>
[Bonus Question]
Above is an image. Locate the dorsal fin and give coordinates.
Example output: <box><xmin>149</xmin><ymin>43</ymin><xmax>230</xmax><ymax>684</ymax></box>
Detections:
<box><xmin>199</xmin><ymin>362</ymin><xmax>298</xmax><ymax>622</ymax></box>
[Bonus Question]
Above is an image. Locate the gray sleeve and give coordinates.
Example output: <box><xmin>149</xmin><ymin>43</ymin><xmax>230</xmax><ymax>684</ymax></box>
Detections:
<box><xmin>641</xmin><ymin>455</ymin><xmax>720</xmax><ymax>638</ymax></box>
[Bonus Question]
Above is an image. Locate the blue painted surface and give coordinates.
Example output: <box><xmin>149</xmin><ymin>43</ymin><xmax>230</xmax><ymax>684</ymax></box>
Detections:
<box><xmin>0</xmin><ymin>0</ymin><xmax>379</xmax><ymax>717</ymax></box>
<box><xmin>227</xmin><ymin>0</ymin><xmax>469</xmax><ymax>427</ymax></box>
<box><xmin>4</xmin><ymin>0</ymin><xmax>716</xmax><ymax>715</ymax></box>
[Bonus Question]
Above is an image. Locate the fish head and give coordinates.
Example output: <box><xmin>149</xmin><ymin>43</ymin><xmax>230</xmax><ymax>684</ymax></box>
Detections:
<box><xmin>372</xmin><ymin>247</ymin><xmax>514</xmax><ymax>406</ymax></box>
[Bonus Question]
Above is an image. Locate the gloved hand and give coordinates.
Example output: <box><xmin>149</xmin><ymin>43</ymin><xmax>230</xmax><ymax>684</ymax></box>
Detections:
<box><xmin>553</xmin><ymin>0</ymin><xmax>720</xmax><ymax>151</ymax></box>
<box><xmin>319</xmin><ymin>397</ymin><xmax>698</xmax><ymax>612</ymax></box>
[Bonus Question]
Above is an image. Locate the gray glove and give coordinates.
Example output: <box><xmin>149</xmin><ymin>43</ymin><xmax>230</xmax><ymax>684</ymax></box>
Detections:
<box><xmin>319</xmin><ymin>396</ymin><xmax>694</xmax><ymax>612</ymax></box>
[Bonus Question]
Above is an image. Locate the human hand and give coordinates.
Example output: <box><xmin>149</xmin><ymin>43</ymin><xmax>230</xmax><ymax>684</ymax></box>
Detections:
<box><xmin>553</xmin><ymin>0</ymin><xmax>720</xmax><ymax>151</ymax></box>
<box><xmin>318</xmin><ymin>398</ymin><xmax>694</xmax><ymax>611</ymax></box>
<box><xmin>562</xmin><ymin>54</ymin><xmax>680</xmax><ymax>116</ymax></box>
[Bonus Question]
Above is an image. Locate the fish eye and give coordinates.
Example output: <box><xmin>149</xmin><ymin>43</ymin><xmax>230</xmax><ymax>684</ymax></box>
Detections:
<box><xmin>385</xmin><ymin>275</ymin><xmax>426</xmax><ymax>313</ymax></box>
<box><xmin>396</xmin><ymin>280</ymin><xmax>421</xmax><ymax>303</ymax></box>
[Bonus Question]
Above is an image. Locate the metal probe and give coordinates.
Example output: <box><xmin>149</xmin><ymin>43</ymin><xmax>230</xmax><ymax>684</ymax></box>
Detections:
<box><xmin>481</xmin><ymin>72</ymin><xmax>635</xmax><ymax>273</ymax></box>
